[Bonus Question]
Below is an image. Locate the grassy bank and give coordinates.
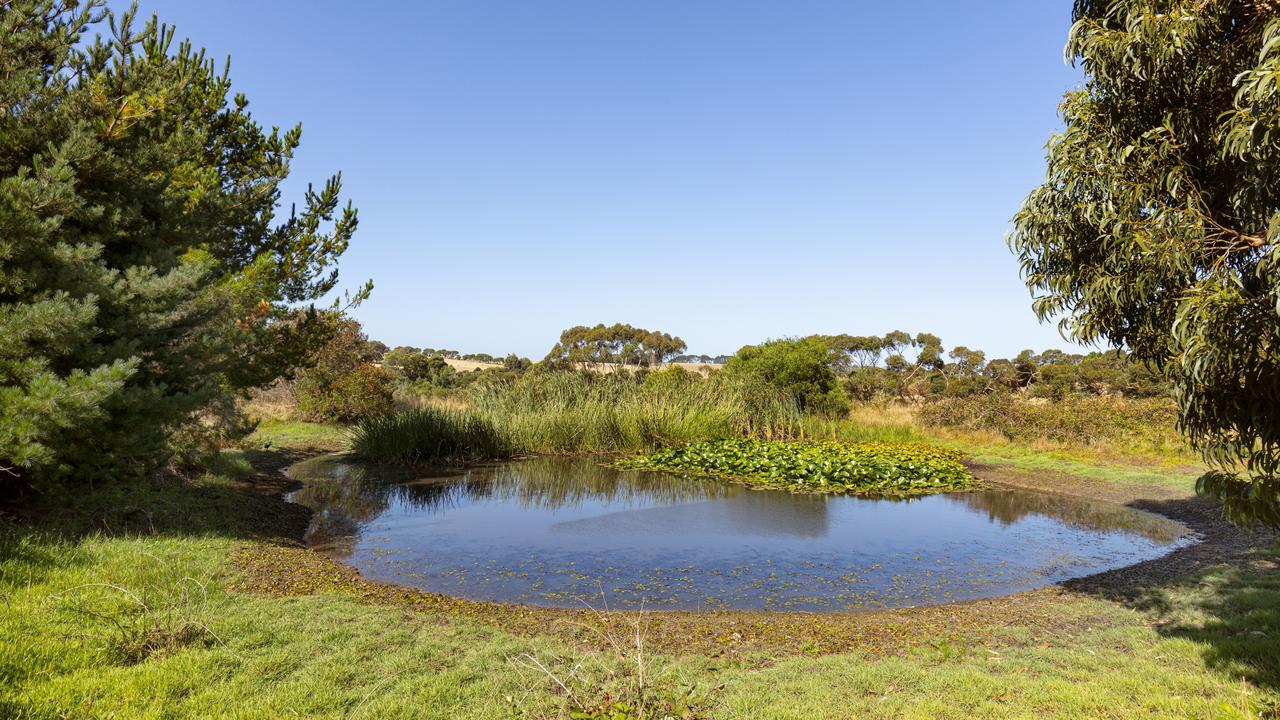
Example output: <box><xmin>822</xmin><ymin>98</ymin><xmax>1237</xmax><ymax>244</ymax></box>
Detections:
<box><xmin>2</xmin><ymin>412</ymin><xmax>1278</xmax><ymax>718</ymax></box>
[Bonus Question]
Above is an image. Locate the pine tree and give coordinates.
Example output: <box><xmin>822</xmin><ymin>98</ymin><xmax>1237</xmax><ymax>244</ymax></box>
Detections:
<box><xmin>0</xmin><ymin>1</ymin><xmax>367</xmax><ymax>485</ymax></box>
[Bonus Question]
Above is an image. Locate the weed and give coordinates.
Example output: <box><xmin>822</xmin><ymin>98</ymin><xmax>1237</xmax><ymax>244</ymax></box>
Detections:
<box><xmin>506</xmin><ymin>607</ymin><xmax>722</xmax><ymax>720</ymax></box>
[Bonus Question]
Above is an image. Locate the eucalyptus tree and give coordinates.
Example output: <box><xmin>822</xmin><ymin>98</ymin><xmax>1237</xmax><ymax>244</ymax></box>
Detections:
<box><xmin>0</xmin><ymin>2</ymin><xmax>366</xmax><ymax>484</ymax></box>
<box><xmin>1012</xmin><ymin>0</ymin><xmax>1280</xmax><ymax>524</ymax></box>
<box><xmin>946</xmin><ymin>347</ymin><xmax>987</xmax><ymax>378</ymax></box>
<box><xmin>882</xmin><ymin>332</ymin><xmax>944</xmax><ymax>399</ymax></box>
<box><xmin>820</xmin><ymin>334</ymin><xmax>888</xmax><ymax>372</ymax></box>
<box><xmin>544</xmin><ymin>324</ymin><xmax>687</xmax><ymax>367</ymax></box>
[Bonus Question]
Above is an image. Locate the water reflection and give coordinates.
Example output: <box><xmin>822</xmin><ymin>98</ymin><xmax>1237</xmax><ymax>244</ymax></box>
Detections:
<box><xmin>286</xmin><ymin>455</ymin><xmax>1190</xmax><ymax>611</ymax></box>
<box><xmin>944</xmin><ymin>488</ymin><xmax>1185</xmax><ymax>543</ymax></box>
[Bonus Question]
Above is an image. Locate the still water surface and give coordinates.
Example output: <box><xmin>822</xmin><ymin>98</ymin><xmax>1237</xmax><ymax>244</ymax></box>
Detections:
<box><xmin>286</xmin><ymin>455</ymin><xmax>1190</xmax><ymax>611</ymax></box>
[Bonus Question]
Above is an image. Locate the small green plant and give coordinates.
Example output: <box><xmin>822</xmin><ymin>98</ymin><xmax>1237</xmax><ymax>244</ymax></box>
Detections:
<box><xmin>616</xmin><ymin>438</ymin><xmax>976</xmax><ymax>496</ymax></box>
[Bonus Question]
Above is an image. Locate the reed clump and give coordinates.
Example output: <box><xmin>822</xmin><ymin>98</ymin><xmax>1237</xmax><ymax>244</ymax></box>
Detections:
<box><xmin>351</xmin><ymin>370</ymin><xmax>802</xmax><ymax>463</ymax></box>
<box><xmin>349</xmin><ymin>406</ymin><xmax>510</xmax><ymax>464</ymax></box>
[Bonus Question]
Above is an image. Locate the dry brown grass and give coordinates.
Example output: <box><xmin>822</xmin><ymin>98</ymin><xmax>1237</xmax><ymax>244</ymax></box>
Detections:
<box><xmin>443</xmin><ymin>358</ymin><xmax>504</xmax><ymax>373</ymax></box>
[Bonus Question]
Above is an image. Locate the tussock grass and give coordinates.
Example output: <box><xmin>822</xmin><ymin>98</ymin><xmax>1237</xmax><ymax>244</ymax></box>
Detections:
<box><xmin>799</xmin><ymin>403</ymin><xmax>931</xmax><ymax>444</ymax></box>
<box><xmin>507</xmin><ymin>607</ymin><xmax>721</xmax><ymax>719</ymax></box>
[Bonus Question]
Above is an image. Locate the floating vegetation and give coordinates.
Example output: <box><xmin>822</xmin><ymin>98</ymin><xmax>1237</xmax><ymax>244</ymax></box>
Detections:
<box><xmin>614</xmin><ymin>439</ymin><xmax>978</xmax><ymax>497</ymax></box>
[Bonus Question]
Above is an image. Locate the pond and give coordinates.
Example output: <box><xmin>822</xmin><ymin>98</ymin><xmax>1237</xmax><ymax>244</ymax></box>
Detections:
<box><xmin>285</xmin><ymin>455</ymin><xmax>1191</xmax><ymax>611</ymax></box>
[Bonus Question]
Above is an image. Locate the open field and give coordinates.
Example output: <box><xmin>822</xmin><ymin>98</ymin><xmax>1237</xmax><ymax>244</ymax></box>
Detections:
<box><xmin>442</xmin><ymin>358</ymin><xmax>505</xmax><ymax>373</ymax></box>
<box><xmin>441</xmin><ymin>358</ymin><xmax>724</xmax><ymax>376</ymax></box>
<box><xmin>3</xmin><ymin>413</ymin><xmax>1277</xmax><ymax>719</ymax></box>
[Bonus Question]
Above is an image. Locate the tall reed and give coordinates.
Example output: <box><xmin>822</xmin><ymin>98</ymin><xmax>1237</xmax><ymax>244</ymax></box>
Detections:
<box><xmin>467</xmin><ymin>370</ymin><xmax>800</xmax><ymax>454</ymax></box>
<box><xmin>349</xmin><ymin>406</ymin><xmax>510</xmax><ymax>464</ymax></box>
<box><xmin>351</xmin><ymin>370</ymin><xmax>802</xmax><ymax>463</ymax></box>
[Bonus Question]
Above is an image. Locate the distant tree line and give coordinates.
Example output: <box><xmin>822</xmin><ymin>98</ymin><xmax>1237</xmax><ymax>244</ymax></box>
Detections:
<box><xmin>814</xmin><ymin>333</ymin><xmax>1166</xmax><ymax>403</ymax></box>
<box><xmin>671</xmin><ymin>354</ymin><xmax>732</xmax><ymax>365</ymax></box>
<box><xmin>293</xmin><ymin>317</ymin><xmax>1171</xmax><ymax>427</ymax></box>
<box><xmin>721</xmin><ymin>333</ymin><xmax>1167</xmax><ymax>418</ymax></box>
<box><xmin>326</xmin><ymin>321</ymin><xmax>1166</xmax><ymax>418</ymax></box>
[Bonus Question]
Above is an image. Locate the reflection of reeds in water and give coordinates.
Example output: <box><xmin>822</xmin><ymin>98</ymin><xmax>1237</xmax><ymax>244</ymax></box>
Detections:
<box><xmin>288</xmin><ymin>457</ymin><xmax>467</xmax><ymax>551</ymax></box>
<box><xmin>287</xmin><ymin>456</ymin><xmax>734</xmax><ymax>547</ymax></box>
<box><xmin>468</xmin><ymin>457</ymin><xmax>733</xmax><ymax>510</ymax></box>
<box><xmin>946</xmin><ymin>488</ymin><xmax>1186</xmax><ymax>543</ymax></box>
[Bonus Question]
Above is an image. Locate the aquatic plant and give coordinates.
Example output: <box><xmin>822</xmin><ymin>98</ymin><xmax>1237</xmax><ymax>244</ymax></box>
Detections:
<box><xmin>466</xmin><ymin>370</ymin><xmax>802</xmax><ymax>454</ymax></box>
<box><xmin>615</xmin><ymin>439</ymin><xmax>976</xmax><ymax>497</ymax></box>
<box><xmin>349</xmin><ymin>406</ymin><xmax>510</xmax><ymax>464</ymax></box>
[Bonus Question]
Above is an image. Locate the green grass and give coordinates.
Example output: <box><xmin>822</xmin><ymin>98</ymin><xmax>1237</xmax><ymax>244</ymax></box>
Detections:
<box><xmin>957</xmin><ymin>442</ymin><xmax>1204</xmax><ymax>488</ymax></box>
<box><xmin>0</xmin><ymin>533</ymin><xmax>546</xmax><ymax>718</ymax></box>
<box><xmin>616</xmin><ymin>438</ymin><xmax>977</xmax><ymax>497</ymax></box>
<box><xmin>5</xmin><ymin>399</ymin><xmax>1278</xmax><ymax>718</ymax></box>
<box><xmin>245</xmin><ymin>419</ymin><xmax>348</xmax><ymax>451</ymax></box>
<box><xmin>2</xmin><ymin>459</ymin><xmax>1276</xmax><ymax>718</ymax></box>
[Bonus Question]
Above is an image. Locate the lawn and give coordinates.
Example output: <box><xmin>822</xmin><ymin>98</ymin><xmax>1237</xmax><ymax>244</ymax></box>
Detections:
<box><xmin>1</xmin><ymin>421</ymin><xmax>1277</xmax><ymax>719</ymax></box>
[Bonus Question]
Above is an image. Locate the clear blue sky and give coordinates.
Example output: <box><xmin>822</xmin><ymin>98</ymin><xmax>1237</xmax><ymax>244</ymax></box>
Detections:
<box><xmin>129</xmin><ymin>1</ymin><xmax>1085</xmax><ymax>360</ymax></box>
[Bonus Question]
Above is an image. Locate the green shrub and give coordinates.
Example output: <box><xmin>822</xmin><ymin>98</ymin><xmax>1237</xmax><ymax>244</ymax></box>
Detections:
<box><xmin>724</xmin><ymin>338</ymin><xmax>850</xmax><ymax>417</ymax></box>
<box><xmin>297</xmin><ymin>365</ymin><xmax>394</xmax><ymax>424</ymax></box>
<box><xmin>616</xmin><ymin>438</ymin><xmax>975</xmax><ymax>496</ymax></box>
<box><xmin>349</xmin><ymin>406</ymin><xmax>509</xmax><ymax>464</ymax></box>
